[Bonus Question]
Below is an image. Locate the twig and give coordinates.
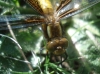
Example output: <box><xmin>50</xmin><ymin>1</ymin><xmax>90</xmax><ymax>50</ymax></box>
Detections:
<box><xmin>4</xmin><ymin>16</ymin><xmax>34</xmax><ymax>72</ymax></box>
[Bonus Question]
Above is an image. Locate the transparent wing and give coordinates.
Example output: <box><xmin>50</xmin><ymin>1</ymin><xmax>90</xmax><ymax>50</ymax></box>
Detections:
<box><xmin>24</xmin><ymin>0</ymin><xmax>44</xmax><ymax>15</ymax></box>
<box><xmin>57</xmin><ymin>0</ymin><xmax>100</xmax><ymax>20</ymax></box>
<box><xmin>0</xmin><ymin>15</ymin><xmax>45</xmax><ymax>30</ymax></box>
<box><xmin>56</xmin><ymin>0</ymin><xmax>71</xmax><ymax>12</ymax></box>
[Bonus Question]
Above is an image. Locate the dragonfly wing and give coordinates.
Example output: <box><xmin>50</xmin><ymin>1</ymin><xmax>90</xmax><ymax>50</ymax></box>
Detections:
<box><xmin>56</xmin><ymin>0</ymin><xmax>71</xmax><ymax>12</ymax></box>
<box><xmin>24</xmin><ymin>0</ymin><xmax>44</xmax><ymax>15</ymax></box>
<box><xmin>0</xmin><ymin>15</ymin><xmax>45</xmax><ymax>30</ymax></box>
<box><xmin>57</xmin><ymin>0</ymin><xmax>100</xmax><ymax>20</ymax></box>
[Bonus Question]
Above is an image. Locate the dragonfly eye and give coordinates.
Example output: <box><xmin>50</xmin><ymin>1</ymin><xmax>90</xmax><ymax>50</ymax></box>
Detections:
<box><xmin>47</xmin><ymin>38</ymin><xmax>68</xmax><ymax>55</ymax></box>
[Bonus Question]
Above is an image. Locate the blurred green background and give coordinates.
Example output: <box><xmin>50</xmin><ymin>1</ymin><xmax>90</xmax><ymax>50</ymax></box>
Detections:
<box><xmin>0</xmin><ymin>0</ymin><xmax>100</xmax><ymax>74</ymax></box>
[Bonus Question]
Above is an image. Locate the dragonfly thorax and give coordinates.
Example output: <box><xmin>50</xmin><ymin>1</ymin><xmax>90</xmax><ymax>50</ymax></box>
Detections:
<box><xmin>42</xmin><ymin>22</ymin><xmax>68</xmax><ymax>55</ymax></box>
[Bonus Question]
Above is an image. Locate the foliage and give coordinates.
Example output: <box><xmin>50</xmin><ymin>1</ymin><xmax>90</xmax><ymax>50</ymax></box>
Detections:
<box><xmin>0</xmin><ymin>0</ymin><xmax>100</xmax><ymax>74</ymax></box>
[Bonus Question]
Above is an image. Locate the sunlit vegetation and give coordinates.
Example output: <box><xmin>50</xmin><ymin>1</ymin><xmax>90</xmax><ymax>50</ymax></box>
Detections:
<box><xmin>0</xmin><ymin>0</ymin><xmax>100</xmax><ymax>74</ymax></box>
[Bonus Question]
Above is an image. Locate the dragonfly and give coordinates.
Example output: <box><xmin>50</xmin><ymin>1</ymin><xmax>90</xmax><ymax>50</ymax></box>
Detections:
<box><xmin>0</xmin><ymin>0</ymin><xmax>100</xmax><ymax>56</ymax></box>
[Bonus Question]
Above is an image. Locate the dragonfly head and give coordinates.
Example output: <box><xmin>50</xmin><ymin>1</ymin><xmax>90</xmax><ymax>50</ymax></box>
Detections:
<box><xmin>47</xmin><ymin>38</ymin><xmax>68</xmax><ymax>55</ymax></box>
